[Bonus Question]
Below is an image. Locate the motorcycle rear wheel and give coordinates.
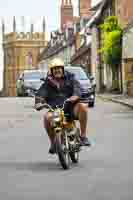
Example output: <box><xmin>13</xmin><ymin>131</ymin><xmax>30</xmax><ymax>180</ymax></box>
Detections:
<box><xmin>55</xmin><ymin>134</ymin><xmax>70</xmax><ymax>170</ymax></box>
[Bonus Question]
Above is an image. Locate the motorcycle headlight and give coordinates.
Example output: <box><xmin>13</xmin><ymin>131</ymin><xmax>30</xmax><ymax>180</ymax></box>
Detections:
<box><xmin>53</xmin><ymin>117</ymin><xmax>61</xmax><ymax>122</ymax></box>
<box><xmin>53</xmin><ymin>112</ymin><xmax>61</xmax><ymax>123</ymax></box>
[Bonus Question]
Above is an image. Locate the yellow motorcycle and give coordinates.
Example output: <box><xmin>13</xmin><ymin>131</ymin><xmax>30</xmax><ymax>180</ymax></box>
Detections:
<box><xmin>37</xmin><ymin>99</ymin><xmax>81</xmax><ymax>170</ymax></box>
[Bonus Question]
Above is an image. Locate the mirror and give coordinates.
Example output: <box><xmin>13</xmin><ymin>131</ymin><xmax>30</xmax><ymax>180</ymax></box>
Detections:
<box><xmin>40</xmin><ymin>77</ymin><xmax>45</xmax><ymax>82</ymax></box>
<box><xmin>90</xmin><ymin>75</ymin><xmax>94</xmax><ymax>81</ymax></box>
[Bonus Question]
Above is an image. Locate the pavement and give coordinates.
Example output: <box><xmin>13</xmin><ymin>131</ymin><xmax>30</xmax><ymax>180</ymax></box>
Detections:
<box><xmin>97</xmin><ymin>93</ymin><xmax>133</xmax><ymax>109</ymax></box>
<box><xmin>0</xmin><ymin>98</ymin><xmax>133</xmax><ymax>200</ymax></box>
<box><xmin>0</xmin><ymin>97</ymin><xmax>133</xmax><ymax>199</ymax></box>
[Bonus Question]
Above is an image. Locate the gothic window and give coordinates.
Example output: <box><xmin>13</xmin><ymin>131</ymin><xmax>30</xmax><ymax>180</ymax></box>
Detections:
<box><xmin>130</xmin><ymin>64</ymin><xmax>133</xmax><ymax>73</ymax></box>
<box><xmin>17</xmin><ymin>56</ymin><xmax>19</xmax><ymax>66</ymax></box>
<box><xmin>7</xmin><ymin>53</ymin><xmax>11</xmax><ymax>66</ymax></box>
<box><xmin>6</xmin><ymin>49</ymin><xmax>13</xmax><ymax>66</ymax></box>
<box><xmin>25</xmin><ymin>52</ymin><xmax>33</xmax><ymax>68</ymax></box>
<box><xmin>127</xmin><ymin>63</ymin><xmax>133</xmax><ymax>74</ymax></box>
<box><xmin>132</xmin><ymin>65</ymin><xmax>133</xmax><ymax>73</ymax></box>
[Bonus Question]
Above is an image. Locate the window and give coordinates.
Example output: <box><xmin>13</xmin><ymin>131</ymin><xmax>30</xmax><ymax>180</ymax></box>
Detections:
<box><xmin>24</xmin><ymin>71</ymin><xmax>41</xmax><ymax>80</ymax></box>
<box><xmin>127</xmin><ymin>63</ymin><xmax>133</xmax><ymax>74</ymax></box>
<box><xmin>25</xmin><ymin>52</ymin><xmax>33</xmax><ymax>67</ymax></box>
<box><xmin>66</xmin><ymin>68</ymin><xmax>88</xmax><ymax>80</ymax></box>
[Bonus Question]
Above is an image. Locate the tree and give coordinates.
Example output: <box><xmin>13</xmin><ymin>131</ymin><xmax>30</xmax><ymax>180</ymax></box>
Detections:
<box><xmin>100</xmin><ymin>16</ymin><xmax>123</xmax><ymax>90</ymax></box>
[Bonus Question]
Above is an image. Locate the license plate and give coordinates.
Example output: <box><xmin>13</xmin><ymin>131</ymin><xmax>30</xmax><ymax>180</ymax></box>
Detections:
<box><xmin>82</xmin><ymin>93</ymin><xmax>89</xmax><ymax>98</ymax></box>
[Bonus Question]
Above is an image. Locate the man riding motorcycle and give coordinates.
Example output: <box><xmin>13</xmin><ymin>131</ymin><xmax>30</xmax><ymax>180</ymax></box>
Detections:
<box><xmin>35</xmin><ymin>58</ymin><xmax>91</xmax><ymax>154</ymax></box>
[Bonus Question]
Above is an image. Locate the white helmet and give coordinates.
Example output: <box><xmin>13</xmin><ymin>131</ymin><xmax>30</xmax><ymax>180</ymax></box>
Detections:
<box><xmin>48</xmin><ymin>58</ymin><xmax>64</xmax><ymax>73</ymax></box>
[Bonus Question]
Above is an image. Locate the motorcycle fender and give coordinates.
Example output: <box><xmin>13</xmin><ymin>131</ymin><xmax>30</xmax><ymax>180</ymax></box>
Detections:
<box><xmin>54</xmin><ymin>127</ymin><xmax>62</xmax><ymax>134</ymax></box>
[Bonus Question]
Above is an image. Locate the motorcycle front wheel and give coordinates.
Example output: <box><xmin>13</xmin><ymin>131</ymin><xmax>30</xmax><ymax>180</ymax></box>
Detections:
<box><xmin>69</xmin><ymin>151</ymin><xmax>79</xmax><ymax>163</ymax></box>
<box><xmin>69</xmin><ymin>128</ymin><xmax>80</xmax><ymax>163</ymax></box>
<box><xmin>55</xmin><ymin>133</ymin><xmax>70</xmax><ymax>170</ymax></box>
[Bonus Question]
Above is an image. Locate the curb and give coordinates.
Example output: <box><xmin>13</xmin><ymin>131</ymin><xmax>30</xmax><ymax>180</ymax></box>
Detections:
<box><xmin>97</xmin><ymin>95</ymin><xmax>133</xmax><ymax>109</ymax></box>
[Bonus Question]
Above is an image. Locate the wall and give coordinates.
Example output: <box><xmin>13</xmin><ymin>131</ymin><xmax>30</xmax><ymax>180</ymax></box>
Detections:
<box><xmin>79</xmin><ymin>0</ymin><xmax>92</xmax><ymax>18</ymax></box>
<box><xmin>122</xmin><ymin>24</ymin><xmax>133</xmax><ymax>95</ymax></box>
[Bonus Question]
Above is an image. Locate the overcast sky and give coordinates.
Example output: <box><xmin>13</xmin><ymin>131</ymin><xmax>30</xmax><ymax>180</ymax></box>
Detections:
<box><xmin>0</xmin><ymin>0</ymin><xmax>102</xmax><ymax>89</ymax></box>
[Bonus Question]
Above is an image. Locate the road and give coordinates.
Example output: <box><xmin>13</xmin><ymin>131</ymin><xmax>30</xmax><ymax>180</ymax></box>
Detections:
<box><xmin>0</xmin><ymin>97</ymin><xmax>133</xmax><ymax>200</ymax></box>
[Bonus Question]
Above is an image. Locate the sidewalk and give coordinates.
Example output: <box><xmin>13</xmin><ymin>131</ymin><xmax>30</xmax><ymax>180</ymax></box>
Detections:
<box><xmin>97</xmin><ymin>93</ymin><xmax>133</xmax><ymax>109</ymax></box>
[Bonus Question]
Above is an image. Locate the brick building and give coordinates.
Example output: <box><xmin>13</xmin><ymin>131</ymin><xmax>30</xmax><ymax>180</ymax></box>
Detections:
<box><xmin>115</xmin><ymin>0</ymin><xmax>133</xmax><ymax>27</ymax></box>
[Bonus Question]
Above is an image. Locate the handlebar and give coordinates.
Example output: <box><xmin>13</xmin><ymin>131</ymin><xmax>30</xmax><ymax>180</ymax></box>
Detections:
<box><xmin>35</xmin><ymin>96</ymin><xmax>70</xmax><ymax>111</ymax></box>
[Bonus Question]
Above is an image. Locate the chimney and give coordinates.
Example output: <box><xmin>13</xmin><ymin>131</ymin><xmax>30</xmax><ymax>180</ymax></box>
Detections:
<box><xmin>61</xmin><ymin>0</ymin><xmax>73</xmax><ymax>31</ymax></box>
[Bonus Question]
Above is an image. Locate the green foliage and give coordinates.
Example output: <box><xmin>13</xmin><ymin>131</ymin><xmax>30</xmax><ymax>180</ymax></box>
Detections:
<box><xmin>100</xmin><ymin>16</ymin><xmax>122</xmax><ymax>33</ymax></box>
<box><xmin>102</xmin><ymin>30</ymin><xmax>122</xmax><ymax>65</ymax></box>
<box><xmin>100</xmin><ymin>16</ymin><xmax>123</xmax><ymax>66</ymax></box>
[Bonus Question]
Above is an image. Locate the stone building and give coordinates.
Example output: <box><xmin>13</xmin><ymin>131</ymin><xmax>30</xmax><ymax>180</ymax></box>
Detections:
<box><xmin>70</xmin><ymin>28</ymin><xmax>91</xmax><ymax>74</ymax></box>
<box><xmin>2</xmin><ymin>17</ymin><xmax>47</xmax><ymax>96</ymax></box>
<box><xmin>89</xmin><ymin>0</ymin><xmax>117</xmax><ymax>92</ymax></box>
<box><xmin>71</xmin><ymin>44</ymin><xmax>91</xmax><ymax>74</ymax></box>
<box><xmin>122</xmin><ymin>22</ymin><xmax>133</xmax><ymax>96</ymax></box>
<box><xmin>115</xmin><ymin>0</ymin><xmax>133</xmax><ymax>95</ymax></box>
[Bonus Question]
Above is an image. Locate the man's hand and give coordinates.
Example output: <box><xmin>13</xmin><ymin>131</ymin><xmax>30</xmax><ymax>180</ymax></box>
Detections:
<box><xmin>68</xmin><ymin>95</ymin><xmax>80</xmax><ymax>103</ymax></box>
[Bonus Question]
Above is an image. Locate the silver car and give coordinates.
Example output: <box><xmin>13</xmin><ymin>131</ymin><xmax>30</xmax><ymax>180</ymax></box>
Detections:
<box><xmin>16</xmin><ymin>70</ymin><xmax>47</xmax><ymax>97</ymax></box>
<box><xmin>65</xmin><ymin>66</ymin><xmax>96</xmax><ymax>107</ymax></box>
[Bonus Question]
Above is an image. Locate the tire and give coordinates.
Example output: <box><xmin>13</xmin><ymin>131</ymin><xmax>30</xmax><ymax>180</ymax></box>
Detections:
<box><xmin>69</xmin><ymin>128</ymin><xmax>80</xmax><ymax>163</ymax></box>
<box><xmin>89</xmin><ymin>101</ymin><xmax>95</xmax><ymax>107</ymax></box>
<box><xmin>17</xmin><ymin>93</ymin><xmax>22</xmax><ymax>97</ymax></box>
<box><xmin>55</xmin><ymin>134</ymin><xmax>70</xmax><ymax>170</ymax></box>
<box><xmin>17</xmin><ymin>89</ymin><xmax>24</xmax><ymax>97</ymax></box>
<box><xmin>69</xmin><ymin>152</ymin><xmax>79</xmax><ymax>163</ymax></box>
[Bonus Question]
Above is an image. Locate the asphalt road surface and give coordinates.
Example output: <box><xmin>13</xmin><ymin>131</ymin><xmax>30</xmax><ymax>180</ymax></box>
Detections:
<box><xmin>0</xmin><ymin>97</ymin><xmax>133</xmax><ymax>200</ymax></box>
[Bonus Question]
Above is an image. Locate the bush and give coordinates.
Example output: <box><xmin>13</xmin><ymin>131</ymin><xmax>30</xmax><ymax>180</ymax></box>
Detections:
<box><xmin>100</xmin><ymin>16</ymin><xmax>123</xmax><ymax>90</ymax></box>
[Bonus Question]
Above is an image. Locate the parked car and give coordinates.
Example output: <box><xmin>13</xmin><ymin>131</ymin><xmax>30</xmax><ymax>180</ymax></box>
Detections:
<box><xmin>65</xmin><ymin>66</ymin><xmax>96</xmax><ymax>107</ymax></box>
<box><xmin>16</xmin><ymin>70</ymin><xmax>47</xmax><ymax>97</ymax></box>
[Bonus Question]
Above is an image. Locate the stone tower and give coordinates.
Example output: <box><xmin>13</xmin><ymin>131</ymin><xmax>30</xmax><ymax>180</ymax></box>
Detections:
<box><xmin>79</xmin><ymin>0</ymin><xmax>92</xmax><ymax>18</ymax></box>
<box><xmin>2</xmin><ymin>17</ymin><xmax>47</xmax><ymax>96</ymax></box>
<box><xmin>61</xmin><ymin>0</ymin><xmax>74</xmax><ymax>31</ymax></box>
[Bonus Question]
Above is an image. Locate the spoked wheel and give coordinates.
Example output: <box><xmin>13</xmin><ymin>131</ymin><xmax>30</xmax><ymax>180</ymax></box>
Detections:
<box><xmin>55</xmin><ymin>133</ymin><xmax>70</xmax><ymax>170</ymax></box>
<box><xmin>69</xmin><ymin>151</ymin><xmax>79</xmax><ymax>163</ymax></box>
<box><xmin>69</xmin><ymin>128</ymin><xmax>80</xmax><ymax>163</ymax></box>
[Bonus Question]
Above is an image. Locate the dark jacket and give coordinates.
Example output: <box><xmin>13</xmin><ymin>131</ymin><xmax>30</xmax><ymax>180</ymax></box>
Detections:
<box><xmin>36</xmin><ymin>71</ymin><xmax>81</xmax><ymax>108</ymax></box>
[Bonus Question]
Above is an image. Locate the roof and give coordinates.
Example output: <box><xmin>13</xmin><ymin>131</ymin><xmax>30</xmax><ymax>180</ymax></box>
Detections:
<box><xmin>71</xmin><ymin>44</ymin><xmax>90</xmax><ymax>62</ymax></box>
<box><xmin>71</xmin><ymin>35</ymin><xmax>91</xmax><ymax>62</ymax></box>
<box><xmin>80</xmin><ymin>0</ymin><xmax>109</xmax><ymax>35</ymax></box>
<box><xmin>90</xmin><ymin>0</ymin><xmax>103</xmax><ymax>11</ymax></box>
<box><xmin>40</xmin><ymin>35</ymin><xmax>75</xmax><ymax>60</ymax></box>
